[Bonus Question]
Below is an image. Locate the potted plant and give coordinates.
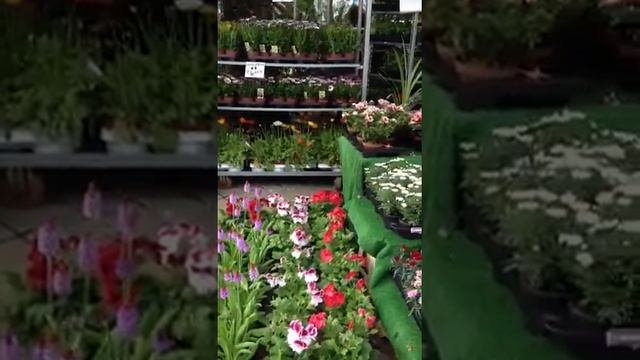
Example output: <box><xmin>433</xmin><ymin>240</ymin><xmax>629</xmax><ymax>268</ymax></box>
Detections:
<box><xmin>102</xmin><ymin>51</ymin><xmax>157</xmax><ymax>154</ymax></box>
<box><xmin>218</xmin><ymin>21</ymin><xmax>239</xmax><ymax>59</ymax></box>
<box><xmin>291</xmin><ymin>133</ymin><xmax>312</xmax><ymax>170</ymax></box>
<box><xmin>270</xmin><ymin>78</ymin><xmax>298</xmax><ymax>107</ymax></box>
<box><xmin>428</xmin><ymin>0</ymin><xmax>563</xmax><ymax>81</ymax></box>
<box><xmin>218</xmin><ymin>129</ymin><xmax>246</xmax><ymax>171</ymax></box>
<box><xmin>9</xmin><ymin>36</ymin><xmax>95</xmax><ymax>154</ymax></box>
<box><xmin>236</xmin><ymin>79</ymin><xmax>265</xmax><ymax>106</ymax></box>
<box><xmin>249</xmin><ymin>135</ymin><xmax>272</xmax><ymax>171</ymax></box>
<box><xmin>239</xmin><ymin>22</ymin><xmax>268</xmax><ymax>61</ymax></box>
<box><xmin>332</xmin><ymin>78</ymin><xmax>361</xmax><ymax>106</ymax></box>
<box><xmin>322</xmin><ymin>23</ymin><xmax>359</xmax><ymax>62</ymax></box>
<box><xmin>218</xmin><ymin>74</ymin><xmax>236</xmax><ymax>105</ymax></box>
<box><xmin>156</xmin><ymin>49</ymin><xmax>214</xmax><ymax>155</ymax></box>
<box><xmin>315</xmin><ymin>128</ymin><xmax>341</xmax><ymax>170</ymax></box>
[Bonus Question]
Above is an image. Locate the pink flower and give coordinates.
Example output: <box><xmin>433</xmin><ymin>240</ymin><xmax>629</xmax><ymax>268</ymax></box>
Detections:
<box><xmin>267</xmin><ymin>193</ymin><xmax>284</xmax><ymax>207</ymax></box>
<box><xmin>277</xmin><ymin>201</ymin><xmax>290</xmax><ymax>216</ymax></box>
<box><xmin>306</xmin><ymin>282</ymin><xmax>323</xmax><ymax>306</ymax></box>
<box><xmin>291</xmin><ymin>208</ymin><xmax>308</xmax><ymax>224</ymax></box>
<box><xmin>290</xmin><ymin>228</ymin><xmax>310</xmax><ymax>247</ymax></box>
<box><xmin>287</xmin><ymin>320</ymin><xmax>317</xmax><ymax>354</ymax></box>
<box><xmin>117</xmin><ymin>198</ymin><xmax>140</xmax><ymax>237</ymax></box>
<box><xmin>407</xmin><ymin>289</ymin><xmax>419</xmax><ymax>298</ymax></box>
<box><xmin>410</xmin><ymin>110</ymin><xmax>422</xmax><ymax>125</ymax></box>
<box><xmin>297</xmin><ymin>267</ymin><xmax>318</xmax><ymax>283</ymax></box>
<box><xmin>82</xmin><ymin>182</ymin><xmax>102</xmax><ymax>220</ymax></box>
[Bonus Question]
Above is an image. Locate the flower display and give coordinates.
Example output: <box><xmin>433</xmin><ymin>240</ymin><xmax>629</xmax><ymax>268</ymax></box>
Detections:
<box><xmin>392</xmin><ymin>246</ymin><xmax>422</xmax><ymax>321</ymax></box>
<box><xmin>218</xmin><ymin>184</ymin><xmax>377</xmax><ymax>358</ymax></box>
<box><xmin>342</xmin><ymin>99</ymin><xmax>419</xmax><ymax>145</ymax></box>
<box><xmin>462</xmin><ymin>110</ymin><xmax>640</xmax><ymax>324</ymax></box>
<box><xmin>0</xmin><ymin>182</ymin><xmax>215</xmax><ymax>357</ymax></box>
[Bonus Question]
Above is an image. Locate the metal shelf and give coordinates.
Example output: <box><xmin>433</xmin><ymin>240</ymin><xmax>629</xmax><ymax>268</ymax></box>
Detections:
<box><xmin>218</xmin><ymin>106</ymin><xmax>345</xmax><ymax>112</ymax></box>
<box><xmin>218</xmin><ymin>170</ymin><xmax>341</xmax><ymax>177</ymax></box>
<box><xmin>218</xmin><ymin>60</ymin><xmax>363</xmax><ymax>69</ymax></box>
<box><xmin>0</xmin><ymin>153</ymin><xmax>215</xmax><ymax>169</ymax></box>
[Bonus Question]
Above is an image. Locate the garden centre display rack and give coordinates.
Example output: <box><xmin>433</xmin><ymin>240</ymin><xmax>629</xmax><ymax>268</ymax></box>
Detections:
<box><xmin>217</xmin><ymin>1</ymin><xmax>421</xmax><ymax>178</ymax></box>
<box><xmin>0</xmin><ymin>154</ymin><xmax>216</xmax><ymax>169</ymax></box>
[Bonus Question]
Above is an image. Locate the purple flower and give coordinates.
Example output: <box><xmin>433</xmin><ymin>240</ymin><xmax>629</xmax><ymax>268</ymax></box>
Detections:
<box><xmin>249</xmin><ymin>264</ymin><xmax>259</xmax><ymax>281</ymax></box>
<box><xmin>152</xmin><ymin>332</ymin><xmax>175</xmax><ymax>354</ymax></box>
<box><xmin>82</xmin><ymin>182</ymin><xmax>102</xmax><ymax>220</ymax></box>
<box><xmin>52</xmin><ymin>267</ymin><xmax>71</xmax><ymax>298</ymax></box>
<box><xmin>253</xmin><ymin>219</ymin><xmax>262</xmax><ymax>231</ymax></box>
<box><xmin>229</xmin><ymin>193</ymin><xmax>237</xmax><ymax>204</ymax></box>
<box><xmin>77</xmin><ymin>235</ymin><xmax>97</xmax><ymax>273</ymax></box>
<box><xmin>30</xmin><ymin>343</ymin><xmax>58</xmax><ymax>360</ymax></box>
<box><xmin>217</xmin><ymin>241</ymin><xmax>225</xmax><ymax>254</ymax></box>
<box><xmin>36</xmin><ymin>220</ymin><xmax>60</xmax><ymax>257</ymax></box>
<box><xmin>235</xmin><ymin>236</ymin><xmax>249</xmax><ymax>253</ymax></box>
<box><xmin>254</xmin><ymin>187</ymin><xmax>262</xmax><ymax>198</ymax></box>
<box><xmin>232</xmin><ymin>272</ymin><xmax>243</xmax><ymax>283</ymax></box>
<box><xmin>1</xmin><ymin>332</ymin><xmax>23</xmax><ymax>360</ymax></box>
<box><xmin>243</xmin><ymin>181</ymin><xmax>251</xmax><ymax>193</ymax></box>
<box><xmin>115</xmin><ymin>258</ymin><xmax>136</xmax><ymax>280</ymax></box>
<box><xmin>117</xmin><ymin>199</ymin><xmax>140</xmax><ymax>237</ymax></box>
<box><xmin>232</xmin><ymin>206</ymin><xmax>241</xmax><ymax>218</ymax></box>
<box><xmin>223</xmin><ymin>272</ymin><xmax>233</xmax><ymax>282</ymax></box>
<box><xmin>217</xmin><ymin>228</ymin><xmax>225</xmax><ymax>241</ymax></box>
<box><xmin>115</xmin><ymin>305</ymin><xmax>138</xmax><ymax>340</ymax></box>
<box><xmin>219</xmin><ymin>287</ymin><xmax>229</xmax><ymax>299</ymax></box>
<box><xmin>242</xmin><ymin>197</ymin><xmax>249</xmax><ymax>210</ymax></box>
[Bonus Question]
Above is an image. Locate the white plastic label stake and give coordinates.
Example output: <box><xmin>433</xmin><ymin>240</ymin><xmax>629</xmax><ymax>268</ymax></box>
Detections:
<box><xmin>410</xmin><ymin>227</ymin><xmax>422</xmax><ymax>234</ymax></box>
<box><xmin>245</xmin><ymin>62</ymin><xmax>266</xmax><ymax>79</ymax></box>
<box><xmin>399</xmin><ymin>0</ymin><xmax>421</xmax><ymax>12</ymax></box>
<box><xmin>606</xmin><ymin>329</ymin><xmax>640</xmax><ymax>349</ymax></box>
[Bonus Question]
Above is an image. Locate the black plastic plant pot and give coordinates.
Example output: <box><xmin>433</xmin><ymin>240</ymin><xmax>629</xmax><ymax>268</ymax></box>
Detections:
<box><xmin>544</xmin><ymin>317</ymin><xmax>640</xmax><ymax>360</ymax></box>
<box><xmin>513</xmin><ymin>281</ymin><xmax>574</xmax><ymax>335</ymax></box>
<box><xmin>393</xmin><ymin>274</ymin><xmax>422</xmax><ymax>328</ymax></box>
<box><xmin>389</xmin><ymin>221</ymin><xmax>421</xmax><ymax>240</ymax></box>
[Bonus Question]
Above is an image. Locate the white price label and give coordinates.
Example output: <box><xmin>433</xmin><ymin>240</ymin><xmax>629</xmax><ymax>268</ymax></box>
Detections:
<box><xmin>410</xmin><ymin>227</ymin><xmax>422</xmax><ymax>234</ymax></box>
<box><xmin>245</xmin><ymin>62</ymin><xmax>266</xmax><ymax>79</ymax></box>
<box><xmin>399</xmin><ymin>0</ymin><xmax>421</xmax><ymax>12</ymax></box>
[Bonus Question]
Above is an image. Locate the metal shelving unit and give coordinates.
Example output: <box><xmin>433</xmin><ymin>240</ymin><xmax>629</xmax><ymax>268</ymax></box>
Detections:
<box><xmin>217</xmin><ymin>0</ymin><xmax>373</xmax><ymax>177</ymax></box>
<box><xmin>0</xmin><ymin>153</ymin><xmax>216</xmax><ymax>169</ymax></box>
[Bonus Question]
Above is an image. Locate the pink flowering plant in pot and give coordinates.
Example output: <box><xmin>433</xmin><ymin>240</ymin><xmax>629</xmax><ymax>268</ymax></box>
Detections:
<box><xmin>392</xmin><ymin>246</ymin><xmax>423</xmax><ymax>324</ymax></box>
<box><xmin>0</xmin><ymin>182</ymin><xmax>215</xmax><ymax>359</ymax></box>
<box><xmin>217</xmin><ymin>184</ymin><xmax>379</xmax><ymax>358</ymax></box>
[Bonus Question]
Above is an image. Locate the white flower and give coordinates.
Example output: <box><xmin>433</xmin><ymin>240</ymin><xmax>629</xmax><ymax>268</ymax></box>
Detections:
<box><xmin>558</xmin><ymin>233</ymin><xmax>583</xmax><ymax>246</ymax></box>
<box><xmin>508</xmin><ymin>190</ymin><xmax>537</xmax><ymax>200</ymax></box>
<box><xmin>480</xmin><ymin>171</ymin><xmax>501</xmax><ymax>179</ymax></box>
<box><xmin>545</xmin><ymin>207</ymin><xmax>568</xmax><ymax>219</ymax></box>
<box><xmin>571</xmin><ymin>169</ymin><xmax>592</xmax><ymax>180</ymax></box>
<box><xmin>485</xmin><ymin>186</ymin><xmax>499</xmax><ymax>195</ymax></box>
<box><xmin>297</xmin><ymin>267</ymin><xmax>318</xmax><ymax>283</ymax></box>
<box><xmin>595</xmin><ymin>192</ymin><xmax>615</xmax><ymax>205</ymax></box>
<box><xmin>273</xmin><ymin>121</ymin><xmax>284</xmax><ymax>127</ymax></box>
<box><xmin>617</xmin><ymin>197</ymin><xmax>632</xmax><ymax>206</ymax></box>
<box><xmin>575</xmin><ymin>252</ymin><xmax>595</xmax><ymax>267</ymax></box>
<box><xmin>576</xmin><ymin>211</ymin><xmax>600</xmax><ymax>225</ymax></box>
<box><xmin>616</xmin><ymin>184</ymin><xmax>640</xmax><ymax>197</ymax></box>
<box><xmin>277</xmin><ymin>201</ymin><xmax>291</xmax><ymax>216</ymax></box>
<box><xmin>459</xmin><ymin>142</ymin><xmax>477</xmax><ymax>151</ymax></box>
<box><xmin>291</xmin><ymin>247</ymin><xmax>303</xmax><ymax>259</ymax></box>
<box><xmin>617</xmin><ymin>221</ymin><xmax>640</xmax><ymax>234</ymax></box>
<box><xmin>290</xmin><ymin>228</ymin><xmax>310</xmax><ymax>247</ymax></box>
<box><xmin>517</xmin><ymin>201</ymin><xmax>540</xmax><ymax>211</ymax></box>
<box><xmin>185</xmin><ymin>248</ymin><xmax>215</xmax><ymax>295</ymax></box>
<box><xmin>265</xmin><ymin>273</ymin><xmax>286</xmax><ymax>288</ymax></box>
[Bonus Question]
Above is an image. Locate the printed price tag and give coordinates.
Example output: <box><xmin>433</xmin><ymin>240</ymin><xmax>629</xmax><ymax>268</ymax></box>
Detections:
<box><xmin>399</xmin><ymin>0</ymin><xmax>421</xmax><ymax>12</ymax></box>
<box><xmin>270</xmin><ymin>45</ymin><xmax>279</xmax><ymax>54</ymax></box>
<box><xmin>292</xmin><ymin>45</ymin><xmax>298</xmax><ymax>54</ymax></box>
<box><xmin>258</xmin><ymin>44</ymin><xmax>267</xmax><ymax>53</ymax></box>
<box><xmin>245</xmin><ymin>62</ymin><xmax>266</xmax><ymax>79</ymax></box>
<box><xmin>244</xmin><ymin>42</ymin><xmax>251</xmax><ymax>52</ymax></box>
<box><xmin>410</xmin><ymin>227</ymin><xmax>422</xmax><ymax>234</ymax></box>
<box><xmin>257</xmin><ymin>88</ymin><xmax>265</xmax><ymax>99</ymax></box>
<box><xmin>607</xmin><ymin>329</ymin><xmax>640</xmax><ymax>349</ymax></box>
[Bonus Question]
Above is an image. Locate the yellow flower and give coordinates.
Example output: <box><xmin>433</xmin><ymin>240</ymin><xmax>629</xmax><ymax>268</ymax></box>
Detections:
<box><xmin>217</xmin><ymin>117</ymin><xmax>226</xmax><ymax>125</ymax></box>
<box><xmin>307</xmin><ymin>121</ymin><xmax>318</xmax><ymax>129</ymax></box>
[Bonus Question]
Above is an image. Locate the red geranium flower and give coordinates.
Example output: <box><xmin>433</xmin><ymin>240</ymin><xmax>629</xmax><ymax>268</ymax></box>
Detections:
<box><xmin>366</xmin><ymin>315</ymin><xmax>377</xmax><ymax>329</ymax></box>
<box><xmin>308</xmin><ymin>312</ymin><xmax>327</xmax><ymax>330</ymax></box>
<box><xmin>322</xmin><ymin>283</ymin><xmax>345</xmax><ymax>309</ymax></box>
<box><xmin>327</xmin><ymin>192</ymin><xmax>343</xmax><ymax>207</ymax></box>
<box><xmin>26</xmin><ymin>240</ymin><xmax>48</xmax><ymax>291</ymax></box>
<box><xmin>346</xmin><ymin>320</ymin><xmax>354</xmax><ymax>330</ymax></box>
<box><xmin>322</xmin><ymin>230</ymin><xmax>334</xmax><ymax>244</ymax></box>
<box><xmin>355</xmin><ymin>278</ymin><xmax>366</xmax><ymax>291</ymax></box>
<box><xmin>328</xmin><ymin>207</ymin><xmax>346</xmax><ymax>221</ymax></box>
<box><xmin>347</xmin><ymin>253</ymin><xmax>367</xmax><ymax>268</ymax></box>
<box><xmin>410</xmin><ymin>249</ymin><xmax>422</xmax><ymax>262</ymax></box>
<box><xmin>344</xmin><ymin>271</ymin><xmax>357</xmax><ymax>282</ymax></box>
<box><xmin>358</xmin><ymin>308</ymin><xmax>367</xmax><ymax>317</ymax></box>
<box><xmin>320</xmin><ymin>248</ymin><xmax>333</xmax><ymax>263</ymax></box>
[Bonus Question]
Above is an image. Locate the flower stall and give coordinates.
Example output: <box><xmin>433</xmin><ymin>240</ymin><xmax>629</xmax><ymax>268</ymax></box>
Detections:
<box><xmin>217</xmin><ymin>184</ymin><xmax>383</xmax><ymax>358</ymax></box>
<box><xmin>0</xmin><ymin>182</ymin><xmax>215</xmax><ymax>358</ymax></box>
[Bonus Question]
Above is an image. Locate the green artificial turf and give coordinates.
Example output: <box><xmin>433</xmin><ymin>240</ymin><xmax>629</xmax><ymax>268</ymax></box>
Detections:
<box><xmin>423</xmin><ymin>74</ymin><xmax>640</xmax><ymax>360</ymax></box>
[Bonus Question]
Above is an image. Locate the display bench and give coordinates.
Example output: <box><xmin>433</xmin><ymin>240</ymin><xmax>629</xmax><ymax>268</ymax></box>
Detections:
<box><xmin>339</xmin><ymin>137</ymin><xmax>423</xmax><ymax>360</ymax></box>
<box><xmin>424</xmin><ymin>74</ymin><xmax>640</xmax><ymax>360</ymax></box>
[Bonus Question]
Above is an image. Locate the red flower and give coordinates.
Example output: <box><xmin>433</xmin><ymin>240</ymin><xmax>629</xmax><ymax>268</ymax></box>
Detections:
<box><xmin>308</xmin><ymin>312</ymin><xmax>327</xmax><ymax>330</ymax></box>
<box><xmin>366</xmin><ymin>315</ymin><xmax>377</xmax><ymax>329</ymax></box>
<box><xmin>327</xmin><ymin>192</ymin><xmax>343</xmax><ymax>207</ymax></box>
<box><xmin>358</xmin><ymin>308</ymin><xmax>367</xmax><ymax>317</ymax></box>
<box><xmin>355</xmin><ymin>278</ymin><xmax>366</xmax><ymax>291</ymax></box>
<box><xmin>329</xmin><ymin>219</ymin><xmax>344</xmax><ymax>231</ymax></box>
<box><xmin>322</xmin><ymin>283</ymin><xmax>345</xmax><ymax>309</ymax></box>
<box><xmin>97</xmin><ymin>242</ymin><xmax>124</xmax><ymax>308</ymax></box>
<box><xmin>322</xmin><ymin>229</ymin><xmax>334</xmax><ymax>244</ymax></box>
<box><xmin>346</xmin><ymin>320</ymin><xmax>354</xmax><ymax>330</ymax></box>
<box><xmin>410</xmin><ymin>249</ymin><xmax>422</xmax><ymax>262</ymax></box>
<box><xmin>26</xmin><ymin>240</ymin><xmax>48</xmax><ymax>291</ymax></box>
<box><xmin>310</xmin><ymin>190</ymin><xmax>343</xmax><ymax>207</ymax></box>
<box><xmin>320</xmin><ymin>248</ymin><xmax>333</xmax><ymax>263</ymax></box>
<box><xmin>328</xmin><ymin>207</ymin><xmax>346</xmax><ymax>222</ymax></box>
<box><xmin>344</xmin><ymin>271</ymin><xmax>357</xmax><ymax>282</ymax></box>
<box><xmin>347</xmin><ymin>253</ymin><xmax>367</xmax><ymax>268</ymax></box>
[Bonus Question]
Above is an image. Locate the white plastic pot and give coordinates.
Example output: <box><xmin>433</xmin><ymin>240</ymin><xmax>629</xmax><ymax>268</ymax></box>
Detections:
<box><xmin>250</xmin><ymin>163</ymin><xmax>265</xmax><ymax>172</ymax></box>
<box><xmin>176</xmin><ymin>131</ymin><xmax>212</xmax><ymax>155</ymax></box>
<box><xmin>273</xmin><ymin>164</ymin><xmax>287</xmax><ymax>172</ymax></box>
<box><xmin>332</xmin><ymin>165</ymin><xmax>341</xmax><ymax>172</ymax></box>
<box><xmin>34</xmin><ymin>137</ymin><xmax>72</xmax><ymax>154</ymax></box>
<box><xmin>318</xmin><ymin>163</ymin><xmax>331</xmax><ymax>170</ymax></box>
<box><xmin>227</xmin><ymin>166</ymin><xmax>242</xmax><ymax>172</ymax></box>
<box><xmin>101</xmin><ymin>128</ymin><xmax>147</xmax><ymax>155</ymax></box>
<box><xmin>218</xmin><ymin>163</ymin><xmax>230</xmax><ymax>171</ymax></box>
